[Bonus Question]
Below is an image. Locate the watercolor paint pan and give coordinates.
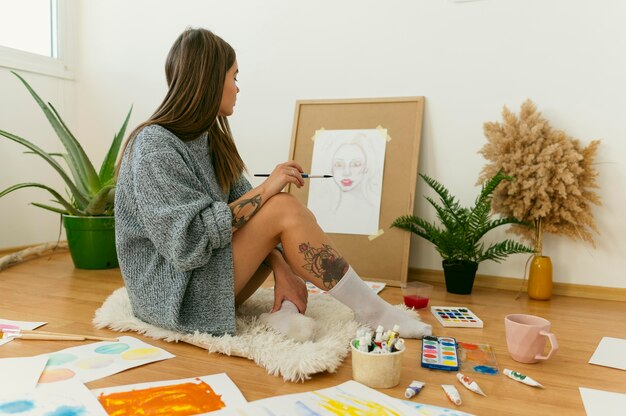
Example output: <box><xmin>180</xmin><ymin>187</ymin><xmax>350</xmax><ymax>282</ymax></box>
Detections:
<box><xmin>430</xmin><ymin>306</ymin><xmax>484</xmax><ymax>328</ymax></box>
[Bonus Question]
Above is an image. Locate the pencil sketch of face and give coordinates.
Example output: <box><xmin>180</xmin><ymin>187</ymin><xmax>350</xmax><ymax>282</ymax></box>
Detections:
<box><xmin>307</xmin><ymin>128</ymin><xmax>386</xmax><ymax>235</ymax></box>
<box><xmin>331</xmin><ymin>143</ymin><xmax>368</xmax><ymax>192</ymax></box>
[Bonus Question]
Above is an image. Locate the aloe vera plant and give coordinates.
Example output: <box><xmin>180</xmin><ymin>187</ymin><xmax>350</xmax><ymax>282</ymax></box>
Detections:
<box><xmin>392</xmin><ymin>171</ymin><xmax>534</xmax><ymax>264</ymax></box>
<box><xmin>0</xmin><ymin>71</ymin><xmax>131</xmax><ymax>216</ymax></box>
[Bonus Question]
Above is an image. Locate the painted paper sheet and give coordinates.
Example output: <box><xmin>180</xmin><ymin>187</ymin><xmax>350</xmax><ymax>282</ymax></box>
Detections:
<box><xmin>0</xmin><ymin>378</ymin><xmax>107</xmax><ymax>415</ymax></box>
<box><xmin>0</xmin><ymin>319</ymin><xmax>46</xmax><ymax>346</ymax></box>
<box><xmin>211</xmin><ymin>380</ymin><xmax>448</xmax><ymax>415</ymax></box>
<box><xmin>307</xmin><ymin>128</ymin><xmax>387</xmax><ymax>235</ymax></box>
<box><xmin>36</xmin><ymin>335</ymin><xmax>174</xmax><ymax>384</ymax></box>
<box><xmin>91</xmin><ymin>373</ymin><xmax>247</xmax><ymax>415</ymax></box>
<box><xmin>0</xmin><ymin>356</ymin><xmax>48</xmax><ymax>395</ymax></box>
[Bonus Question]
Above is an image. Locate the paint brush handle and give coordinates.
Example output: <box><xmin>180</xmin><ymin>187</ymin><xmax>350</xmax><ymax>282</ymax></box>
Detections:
<box><xmin>79</xmin><ymin>335</ymin><xmax>119</xmax><ymax>342</ymax></box>
<box><xmin>21</xmin><ymin>330</ymin><xmax>118</xmax><ymax>342</ymax></box>
<box><xmin>254</xmin><ymin>174</ymin><xmax>333</xmax><ymax>178</ymax></box>
<box><xmin>2</xmin><ymin>329</ymin><xmax>119</xmax><ymax>342</ymax></box>
<box><xmin>11</xmin><ymin>333</ymin><xmax>86</xmax><ymax>341</ymax></box>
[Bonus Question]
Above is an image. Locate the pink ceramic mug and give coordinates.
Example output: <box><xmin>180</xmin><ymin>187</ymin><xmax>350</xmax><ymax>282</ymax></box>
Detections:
<box><xmin>504</xmin><ymin>314</ymin><xmax>558</xmax><ymax>363</ymax></box>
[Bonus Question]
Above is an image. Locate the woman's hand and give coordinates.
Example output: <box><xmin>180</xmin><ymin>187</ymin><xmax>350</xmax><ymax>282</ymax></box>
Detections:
<box><xmin>272</xmin><ymin>261</ymin><xmax>308</xmax><ymax>314</ymax></box>
<box><xmin>261</xmin><ymin>161</ymin><xmax>305</xmax><ymax>198</ymax></box>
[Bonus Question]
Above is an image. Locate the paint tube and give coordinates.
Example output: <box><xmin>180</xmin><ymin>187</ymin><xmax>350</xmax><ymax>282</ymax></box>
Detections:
<box><xmin>404</xmin><ymin>380</ymin><xmax>425</xmax><ymax>399</ymax></box>
<box><xmin>394</xmin><ymin>338</ymin><xmax>405</xmax><ymax>352</ymax></box>
<box><xmin>456</xmin><ymin>372</ymin><xmax>486</xmax><ymax>396</ymax></box>
<box><xmin>388</xmin><ymin>324</ymin><xmax>400</xmax><ymax>344</ymax></box>
<box><xmin>375</xmin><ymin>324</ymin><xmax>384</xmax><ymax>339</ymax></box>
<box><xmin>374</xmin><ymin>330</ymin><xmax>383</xmax><ymax>348</ymax></box>
<box><xmin>359</xmin><ymin>336</ymin><xmax>370</xmax><ymax>352</ymax></box>
<box><xmin>503</xmin><ymin>368</ymin><xmax>544</xmax><ymax>388</ymax></box>
<box><xmin>353</xmin><ymin>336</ymin><xmax>367</xmax><ymax>353</ymax></box>
<box><xmin>441</xmin><ymin>384</ymin><xmax>462</xmax><ymax>405</ymax></box>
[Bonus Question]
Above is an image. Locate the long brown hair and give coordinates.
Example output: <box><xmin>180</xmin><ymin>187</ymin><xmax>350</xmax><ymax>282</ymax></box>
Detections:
<box><xmin>117</xmin><ymin>27</ymin><xmax>245</xmax><ymax>192</ymax></box>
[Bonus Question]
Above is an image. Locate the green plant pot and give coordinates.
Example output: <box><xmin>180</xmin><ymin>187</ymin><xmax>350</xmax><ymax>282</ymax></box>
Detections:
<box><xmin>442</xmin><ymin>260</ymin><xmax>478</xmax><ymax>294</ymax></box>
<box><xmin>63</xmin><ymin>215</ymin><xmax>118</xmax><ymax>269</ymax></box>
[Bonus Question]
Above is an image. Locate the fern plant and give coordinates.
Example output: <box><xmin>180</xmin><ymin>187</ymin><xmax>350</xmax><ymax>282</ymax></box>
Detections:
<box><xmin>0</xmin><ymin>71</ymin><xmax>131</xmax><ymax>216</ymax></box>
<box><xmin>392</xmin><ymin>171</ymin><xmax>534</xmax><ymax>265</ymax></box>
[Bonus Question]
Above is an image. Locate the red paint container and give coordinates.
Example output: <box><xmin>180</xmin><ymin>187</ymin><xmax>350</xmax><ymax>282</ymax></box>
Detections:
<box><xmin>401</xmin><ymin>281</ymin><xmax>433</xmax><ymax>309</ymax></box>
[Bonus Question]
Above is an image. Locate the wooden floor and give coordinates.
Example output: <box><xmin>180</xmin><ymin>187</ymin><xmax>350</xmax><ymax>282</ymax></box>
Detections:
<box><xmin>1</xmin><ymin>251</ymin><xmax>625</xmax><ymax>415</ymax></box>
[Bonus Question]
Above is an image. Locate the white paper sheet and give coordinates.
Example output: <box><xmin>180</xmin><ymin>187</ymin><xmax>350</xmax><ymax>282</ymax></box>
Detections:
<box><xmin>0</xmin><ymin>356</ymin><xmax>48</xmax><ymax>394</ymax></box>
<box><xmin>0</xmin><ymin>319</ymin><xmax>47</xmax><ymax>346</ymax></box>
<box><xmin>589</xmin><ymin>337</ymin><xmax>626</xmax><ymax>371</ymax></box>
<box><xmin>580</xmin><ymin>387</ymin><xmax>626</xmax><ymax>416</ymax></box>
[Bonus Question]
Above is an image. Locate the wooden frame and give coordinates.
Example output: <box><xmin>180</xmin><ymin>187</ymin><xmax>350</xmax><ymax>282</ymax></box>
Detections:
<box><xmin>288</xmin><ymin>97</ymin><xmax>425</xmax><ymax>286</ymax></box>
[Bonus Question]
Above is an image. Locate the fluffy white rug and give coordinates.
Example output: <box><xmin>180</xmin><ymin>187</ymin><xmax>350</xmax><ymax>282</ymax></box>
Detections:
<box><xmin>93</xmin><ymin>287</ymin><xmax>419</xmax><ymax>382</ymax></box>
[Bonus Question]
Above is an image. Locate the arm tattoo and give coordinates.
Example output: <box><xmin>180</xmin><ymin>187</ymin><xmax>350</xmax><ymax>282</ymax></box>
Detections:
<box><xmin>231</xmin><ymin>194</ymin><xmax>262</xmax><ymax>230</ymax></box>
<box><xmin>298</xmin><ymin>242</ymin><xmax>348</xmax><ymax>289</ymax></box>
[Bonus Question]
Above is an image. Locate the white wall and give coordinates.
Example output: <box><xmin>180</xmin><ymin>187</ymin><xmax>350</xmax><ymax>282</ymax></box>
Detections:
<box><xmin>0</xmin><ymin>70</ymin><xmax>76</xmax><ymax>247</ymax></box>
<box><xmin>1</xmin><ymin>0</ymin><xmax>625</xmax><ymax>289</ymax></box>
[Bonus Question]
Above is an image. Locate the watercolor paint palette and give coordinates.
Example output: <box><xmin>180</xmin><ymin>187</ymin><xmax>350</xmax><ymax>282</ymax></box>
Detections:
<box><xmin>421</xmin><ymin>335</ymin><xmax>459</xmax><ymax>371</ymax></box>
<box><xmin>457</xmin><ymin>341</ymin><xmax>499</xmax><ymax>375</ymax></box>
<box><xmin>430</xmin><ymin>306</ymin><xmax>484</xmax><ymax>328</ymax></box>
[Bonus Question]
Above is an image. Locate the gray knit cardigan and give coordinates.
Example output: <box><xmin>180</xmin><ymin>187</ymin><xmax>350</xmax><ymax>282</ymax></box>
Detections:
<box><xmin>115</xmin><ymin>124</ymin><xmax>251</xmax><ymax>335</ymax></box>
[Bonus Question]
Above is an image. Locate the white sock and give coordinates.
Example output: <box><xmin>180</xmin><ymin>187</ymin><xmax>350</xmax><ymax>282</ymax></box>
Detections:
<box><xmin>259</xmin><ymin>300</ymin><xmax>317</xmax><ymax>342</ymax></box>
<box><xmin>329</xmin><ymin>266</ymin><xmax>432</xmax><ymax>339</ymax></box>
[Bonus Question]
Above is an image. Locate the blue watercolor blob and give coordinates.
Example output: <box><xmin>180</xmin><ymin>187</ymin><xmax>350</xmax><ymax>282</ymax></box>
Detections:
<box><xmin>44</xmin><ymin>405</ymin><xmax>86</xmax><ymax>416</ymax></box>
<box><xmin>94</xmin><ymin>343</ymin><xmax>130</xmax><ymax>354</ymax></box>
<box><xmin>46</xmin><ymin>353</ymin><xmax>77</xmax><ymax>366</ymax></box>
<box><xmin>474</xmin><ymin>365</ymin><xmax>499</xmax><ymax>375</ymax></box>
<box><xmin>0</xmin><ymin>400</ymin><xmax>35</xmax><ymax>413</ymax></box>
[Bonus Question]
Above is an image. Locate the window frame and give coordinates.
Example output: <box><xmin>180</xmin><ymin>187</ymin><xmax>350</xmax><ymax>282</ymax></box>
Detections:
<box><xmin>0</xmin><ymin>0</ymin><xmax>74</xmax><ymax>80</ymax></box>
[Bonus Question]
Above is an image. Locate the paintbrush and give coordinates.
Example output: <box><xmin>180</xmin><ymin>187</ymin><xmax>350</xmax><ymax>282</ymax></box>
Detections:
<box><xmin>1</xmin><ymin>329</ymin><xmax>118</xmax><ymax>342</ymax></box>
<box><xmin>2</xmin><ymin>332</ymin><xmax>86</xmax><ymax>341</ymax></box>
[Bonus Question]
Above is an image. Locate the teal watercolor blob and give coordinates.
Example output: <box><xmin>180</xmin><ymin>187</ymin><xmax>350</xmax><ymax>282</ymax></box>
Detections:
<box><xmin>0</xmin><ymin>400</ymin><xmax>35</xmax><ymax>413</ymax></box>
<box><xmin>94</xmin><ymin>343</ymin><xmax>130</xmax><ymax>354</ymax></box>
<box><xmin>474</xmin><ymin>365</ymin><xmax>498</xmax><ymax>375</ymax></box>
<box><xmin>45</xmin><ymin>405</ymin><xmax>86</xmax><ymax>416</ymax></box>
<box><xmin>46</xmin><ymin>353</ymin><xmax>77</xmax><ymax>366</ymax></box>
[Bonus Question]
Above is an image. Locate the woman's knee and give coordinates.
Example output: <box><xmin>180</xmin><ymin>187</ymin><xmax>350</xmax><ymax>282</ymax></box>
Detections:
<box><xmin>264</xmin><ymin>193</ymin><xmax>316</xmax><ymax>226</ymax></box>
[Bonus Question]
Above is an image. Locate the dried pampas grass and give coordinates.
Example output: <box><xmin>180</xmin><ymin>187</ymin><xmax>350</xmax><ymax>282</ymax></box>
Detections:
<box><xmin>478</xmin><ymin>99</ymin><xmax>601</xmax><ymax>247</ymax></box>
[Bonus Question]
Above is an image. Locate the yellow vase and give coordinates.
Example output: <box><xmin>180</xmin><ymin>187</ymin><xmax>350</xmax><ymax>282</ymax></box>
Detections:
<box><xmin>528</xmin><ymin>255</ymin><xmax>553</xmax><ymax>300</ymax></box>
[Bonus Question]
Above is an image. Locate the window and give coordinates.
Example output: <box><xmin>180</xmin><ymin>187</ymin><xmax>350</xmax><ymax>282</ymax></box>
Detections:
<box><xmin>0</xmin><ymin>0</ymin><xmax>73</xmax><ymax>79</ymax></box>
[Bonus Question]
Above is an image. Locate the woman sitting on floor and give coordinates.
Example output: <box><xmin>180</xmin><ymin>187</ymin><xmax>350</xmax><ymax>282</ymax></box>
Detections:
<box><xmin>114</xmin><ymin>27</ymin><xmax>432</xmax><ymax>341</ymax></box>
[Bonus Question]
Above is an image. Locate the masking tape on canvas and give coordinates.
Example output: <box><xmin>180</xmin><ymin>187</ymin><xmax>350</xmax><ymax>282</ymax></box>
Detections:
<box><xmin>368</xmin><ymin>229</ymin><xmax>384</xmax><ymax>241</ymax></box>
<box><xmin>311</xmin><ymin>128</ymin><xmax>325</xmax><ymax>142</ymax></box>
<box><xmin>375</xmin><ymin>125</ymin><xmax>392</xmax><ymax>142</ymax></box>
